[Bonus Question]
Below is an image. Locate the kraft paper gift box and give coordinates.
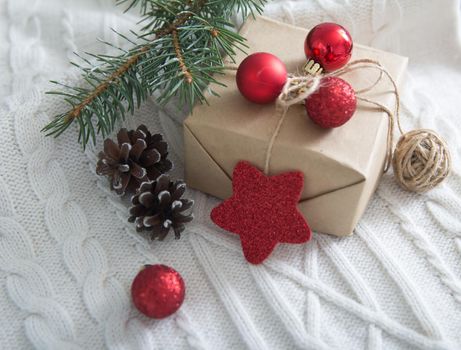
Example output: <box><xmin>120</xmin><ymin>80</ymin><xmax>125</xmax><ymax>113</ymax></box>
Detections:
<box><xmin>184</xmin><ymin>16</ymin><xmax>408</xmax><ymax>236</ymax></box>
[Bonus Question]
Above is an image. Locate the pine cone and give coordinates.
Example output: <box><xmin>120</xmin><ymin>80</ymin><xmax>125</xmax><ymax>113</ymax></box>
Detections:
<box><xmin>96</xmin><ymin>125</ymin><xmax>173</xmax><ymax>195</ymax></box>
<box><xmin>128</xmin><ymin>174</ymin><xmax>194</xmax><ymax>240</ymax></box>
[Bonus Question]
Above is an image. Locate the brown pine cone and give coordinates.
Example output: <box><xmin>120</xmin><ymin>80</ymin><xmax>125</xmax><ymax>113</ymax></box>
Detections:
<box><xmin>96</xmin><ymin>125</ymin><xmax>173</xmax><ymax>195</ymax></box>
<box><xmin>128</xmin><ymin>174</ymin><xmax>194</xmax><ymax>240</ymax></box>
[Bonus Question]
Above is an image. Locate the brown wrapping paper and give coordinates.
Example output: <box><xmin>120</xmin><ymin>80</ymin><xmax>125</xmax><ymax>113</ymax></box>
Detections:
<box><xmin>184</xmin><ymin>16</ymin><xmax>408</xmax><ymax>236</ymax></box>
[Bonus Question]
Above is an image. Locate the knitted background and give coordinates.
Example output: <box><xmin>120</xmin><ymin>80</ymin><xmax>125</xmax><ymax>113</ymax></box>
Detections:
<box><xmin>1</xmin><ymin>0</ymin><xmax>461</xmax><ymax>349</ymax></box>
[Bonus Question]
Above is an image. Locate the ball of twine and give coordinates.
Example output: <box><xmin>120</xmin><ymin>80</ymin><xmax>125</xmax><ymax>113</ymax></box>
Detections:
<box><xmin>392</xmin><ymin>129</ymin><xmax>451</xmax><ymax>193</ymax></box>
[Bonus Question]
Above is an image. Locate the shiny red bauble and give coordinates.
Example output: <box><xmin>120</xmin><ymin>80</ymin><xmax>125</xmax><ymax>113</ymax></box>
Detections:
<box><xmin>131</xmin><ymin>264</ymin><xmax>185</xmax><ymax>319</ymax></box>
<box><xmin>236</xmin><ymin>52</ymin><xmax>287</xmax><ymax>104</ymax></box>
<box><xmin>304</xmin><ymin>23</ymin><xmax>353</xmax><ymax>72</ymax></box>
<box><xmin>305</xmin><ymin>76</ymin><xmax>357</xmax><ymax>128</ymax></box>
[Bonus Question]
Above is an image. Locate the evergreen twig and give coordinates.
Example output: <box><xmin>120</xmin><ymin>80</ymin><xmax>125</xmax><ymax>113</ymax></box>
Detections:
<box><xmin>43</xmin><ymin>0</ymin><xmax>265</xmax><ymax>147</ymax></box>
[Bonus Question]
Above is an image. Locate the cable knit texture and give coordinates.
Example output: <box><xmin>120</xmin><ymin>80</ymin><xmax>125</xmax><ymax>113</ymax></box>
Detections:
<box><xmin>1</xmin><ymin>0</ymin><xmax>461</xmax><ymax>349</ymax></box>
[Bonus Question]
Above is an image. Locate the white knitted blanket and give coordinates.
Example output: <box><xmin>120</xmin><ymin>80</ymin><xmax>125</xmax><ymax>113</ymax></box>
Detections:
<box><xmin>1</xmin><ymin>0</ymin><xmax>461</xmax><ymax>349</ymax></box>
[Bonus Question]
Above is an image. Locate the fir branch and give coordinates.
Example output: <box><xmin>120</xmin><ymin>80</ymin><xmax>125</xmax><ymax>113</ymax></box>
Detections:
<box><xmin>65</xmin><ymin>46</ymin><xmax>149</xmax><ymax>124</ymax></box>
<box><xmin>43</xmin><ymin>0</ymin><xmax>265</xmax><ymax>147</ymax></box>
<box><xmin>63</xmin><ymin>0</ymin><xmax>205</xmax><ymax>124</ymax></box>
<box><xmin>171</xmin><ymin>28</ymin><xmax>193</xmax><ymax>84</ymax></box>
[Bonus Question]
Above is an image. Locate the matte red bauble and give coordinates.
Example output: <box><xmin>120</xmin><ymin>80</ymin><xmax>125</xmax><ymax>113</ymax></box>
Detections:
<box><xmin>131</xmin><ymin>264</ymin><xmax>185</xmax><ymax>319</ymax></box>
<box><xmin>236</xmin><ymin>52</ymin><xmax>287</xmax><ymax>104</ymax></box>
<box><xmin>304</xmin><ymin>23</ymin><xmax>353</xmax><ymax>72</ymax></box>
<box><xmin>305</xmin><ymin>76</ymin><xmax>357</xmax><ymax>128</ymax></box>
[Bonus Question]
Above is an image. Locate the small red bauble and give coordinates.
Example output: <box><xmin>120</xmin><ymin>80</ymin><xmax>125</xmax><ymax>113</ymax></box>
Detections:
<box><xmin>305</xmin><ymin>76</ymin><xmax>357</xmax><ymax>128</ymax></box>
<box><xmin>131</xmin><ymin>264</ymin><xmax>185</xmax><ymax>319</ymax></box>
<box><xmin>304</xmin><ymin>23</ymin><xmax>353</xmax><ymax>72</ymax></box>
<box><xmin>236</xmin><ymin>52</ymin><xmax>287</xmax><ymax>104</ymax></box>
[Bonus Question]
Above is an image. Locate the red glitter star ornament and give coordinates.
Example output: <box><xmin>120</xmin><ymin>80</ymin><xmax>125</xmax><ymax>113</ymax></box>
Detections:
<box><xmin>211</xmin><ymin>161</ymin><xmax>312</xmax><ymax>264</ymax></box>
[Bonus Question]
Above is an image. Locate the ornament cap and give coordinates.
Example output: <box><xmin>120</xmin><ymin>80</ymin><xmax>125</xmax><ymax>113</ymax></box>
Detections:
<box><xmin>303</xmin><ymin>59</ymin><xmax>324</xmax><ymax>76</ymax></box>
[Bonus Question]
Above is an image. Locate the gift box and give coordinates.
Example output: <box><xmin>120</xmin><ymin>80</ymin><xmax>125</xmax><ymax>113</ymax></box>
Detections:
<box><xmin>184</xmin><ymin>16</ymin><xmax>408</xmax><ymax>236</ymax></box>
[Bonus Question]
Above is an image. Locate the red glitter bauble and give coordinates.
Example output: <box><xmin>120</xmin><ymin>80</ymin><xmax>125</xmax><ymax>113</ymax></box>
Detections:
<box><xmin>304</xmin><ymin>23</ymin><xmax>353</xmax><ymax>72</ymax></box>
<box><xmin>305</xmin><ymin>76</ymin><xmax>357</xmax><ymax>128</ymax></box>
<box><xmin>236</xmin><ymin>52</ymin><xmax>287</xmax><ymax>104</ymax></box>
<box><xmin>131</xmin><ymin>264</ymin><xmax>185</xmax><ymax>319</ymax></box>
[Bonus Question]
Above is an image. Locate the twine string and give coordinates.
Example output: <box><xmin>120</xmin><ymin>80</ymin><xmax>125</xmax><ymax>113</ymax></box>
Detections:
<box><xmin>264</xmin><ymin>58</ymin><xmax>401</xmax><ymax>175</ymax></box>
<box><xmin>332</xmin><ymin>59</ymin><xmax>403</xmax><ymax>172</ymax></box>
<box><xmin>263</xmin><ymin>58</ymin><xmax>450</xmax><ymax>192</ymax></box>
<box><xmin>263</xmin><ymin>75</ymin><xmax>321</xmax><ymax>174</ymax></box>
<box><xmin>356</xmin><ymin>96</ymin><xmax>395</xmax><ymax>172</ymax></box>
<box><xmin>333</xmin><ymin>59</ymin><xmax>450</xmax><ymax>192</ymax></box>
<box><xmin>332</xmin><ymin>59</ymin><xmax>404</xmax><ymax>134</ymax></box>
<box><xmin>392</xmin><ymin>129</ymin><xmax>451</xmax><ymax>192</ymax></box>
<box><xmin>228</xmin><ymin>57</ymin><xmax>450</xmax><ymax>192</ymax></box>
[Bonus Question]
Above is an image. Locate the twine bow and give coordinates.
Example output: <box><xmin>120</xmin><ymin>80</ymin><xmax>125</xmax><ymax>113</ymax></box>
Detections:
<box><xmin>263</xmin><ymin>58</ymin><xmax>451</xmax><ymax>193</ymax></box>
<box><xmin>263</xmin><ymin>75</ymin><xmax>321</xmax><ymax>174</ymax></box>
